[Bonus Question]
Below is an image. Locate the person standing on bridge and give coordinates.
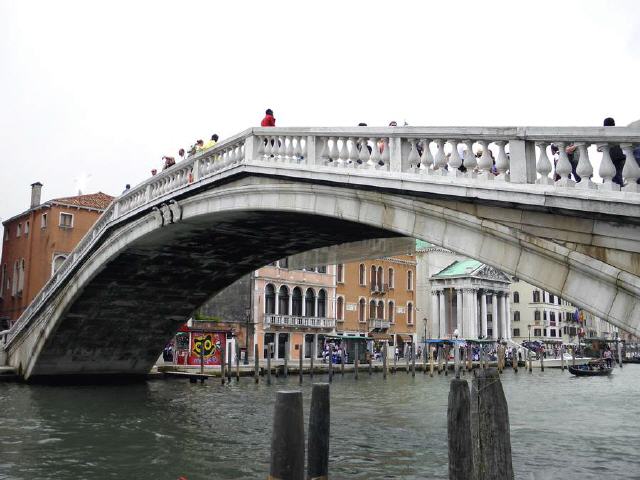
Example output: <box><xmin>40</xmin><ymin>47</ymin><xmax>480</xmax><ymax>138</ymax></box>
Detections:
<box><xmin>261</xmin><ymin>108</ymin><xmax>276</xmax><ymax>127</ymax></box>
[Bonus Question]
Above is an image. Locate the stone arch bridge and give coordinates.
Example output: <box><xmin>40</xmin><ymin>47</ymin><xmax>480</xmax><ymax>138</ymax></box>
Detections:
<box><xmin>3</xmin><ymin>126</ymin><xmax>640</xmax><ymax>380</ymax></box>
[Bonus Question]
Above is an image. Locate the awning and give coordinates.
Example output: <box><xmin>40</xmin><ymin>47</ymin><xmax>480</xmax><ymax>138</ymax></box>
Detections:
<box><xmin>369</xmin><ymin>332</ymin><xmax>393</xmax><ymax>342</ymax></box>
<box><xmin>396</xmin><ymin>334</ymin><xmax>413</xmax><ymax>343</ymax></box>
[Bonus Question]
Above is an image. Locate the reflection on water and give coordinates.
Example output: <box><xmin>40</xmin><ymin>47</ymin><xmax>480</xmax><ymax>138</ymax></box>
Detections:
<box><xmin>1</xmin><ymin>366</ymin><xmax>639</xmax><ymax>479</ymax></box>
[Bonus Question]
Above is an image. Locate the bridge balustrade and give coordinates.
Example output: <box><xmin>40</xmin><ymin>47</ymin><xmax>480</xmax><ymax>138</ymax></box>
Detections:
<box><xmin>5</xmin><ymin>126</ymin><xmax>640</xmax><ymax>348</ymax></box>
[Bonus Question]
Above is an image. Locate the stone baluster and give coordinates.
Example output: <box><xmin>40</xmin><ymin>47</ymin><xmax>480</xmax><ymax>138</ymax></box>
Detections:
<box><xmin>380</xmin><ymin>138</ymin><xmax>390</xmax><ymax>169</ymax></box>
<box><xmin>597</xmin><ymin>143</ymin><xmax>618</xmax><ymax>191</ymax></box>
<box><xmin>477</xmin><ymin>140</ymin><xmax>494</xmax><ymax>180</ymax></box>
<box><xmin>463</xmin><ymin>140</ymin><xmax>477</xmax><ymax>178</ymax></box>
<box><xmin>494</xmin><ymin>141</ymin><xmax>509</xmax><ymax>181</ymax></box>
<box><xmin>447</xmin><ymin>139</ymin><xmax>463</xmax><ymax>176</ymax></box>
<box><xmin>535</xmin><ymin>142</ymin><xmax>553</xmax><ymax>185</ymax></box>
<box><xmin>319</xmin><ymin>137</ymin><xmax>330</xmax><ymax>165</ymax></box>
<box><xmin>285</xmin><ymin>137</ymin><xmax>294</xmax><ymax>163</ymax></box>
<box><xmin>575</xmin><ymin>142</ymin><xmax>595</xmax><ymax>189</ymax></box>
<box><xmin>265</xmin><ymin>137</ymin><xmax>274</xmax><ymax>159</ymax></box>
<box><xmin>338</xmin><ymin>137</ymin><xmax>349</xmax><ymax>167</ymax></box>
<box><xmin>347</xmin><ymin>137</ymin><xmax>359</xmax><ymax>166</ymax></box>
<box><xmin>408</xmin><ymin>139</ymin><xmax>421</xmax><ymax>170</ymax></box>
<box><xmin>370</xmin><ymin>137</ymin><xmax>382</xmax><ymax>168</ymax></box>
<box><xmin>328</xmin><ymin>137</ymin><xmax>338</xmax><ymax>165</ymax></box>
<box><xmin>278</xmin><ymin>136</ymin><xmax>288</xmax><ymax>162</ymax></box>
<box><xmin>257</xmin><ymin>136</ymin><xmax>266</xmax><ymax>160</ymax></box>
<box><xmin>434</xmin><ymin>139</ymin><xmax>447</xmax><ymax>173</ymax></box>
<box><xmin>555</xmin><ymin>142</ymin><xmax>575</xmax><ymax>187</ymax></box>
<box><xmin>420</xmin><ymin>139</ymin><xmax>434</xmax><ymax>173</ymax></box>
<box><xmin>294</xmin><ymin>136</ymin><xmax>304</xmax><ymax>163</ymax></box>
<box><xmin>621</xmin><ymin>143</ymin><xmax>640</xmax><ymax>192</ymax></box>
<box><xmin>358</xmin><ymin>138</ymin><xmax>370</xmax><ymax>166</ymax></box>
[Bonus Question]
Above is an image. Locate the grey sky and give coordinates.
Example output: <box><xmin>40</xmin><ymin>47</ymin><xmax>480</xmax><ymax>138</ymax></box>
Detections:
<box><xmin>1</xmin><ymin>0</ymin><xmax>639</xmax><ymax>237</ymax></box>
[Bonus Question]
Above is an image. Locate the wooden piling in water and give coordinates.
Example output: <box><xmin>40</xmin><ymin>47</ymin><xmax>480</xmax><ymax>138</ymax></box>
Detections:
<box><xmin>423</xmin><ymin>346</ymin><xmax>427</xmax><ymax>374</ymax></box>
<box><xmin>328</xmin><ymin>346</ymin><xmax>333</xmax><ymax>383</ymax></box>
<box><xmin>267</xmin><ymin>344</ymin><xmax>272</xmax><ymax>386</ymax></box>
<box><xmin>528</xmin><ymin>349</ymin><xmax>532</xmax><ymax>373</ymax></box>
<box><xmin>406</xmin><ymin>349</ymin><xmax>410</xmax><ymax>374</ymax></box>
<box><xmin>220</xmin><ymin>342</ymin><xmax>226</xmax><ymax>385</ymax></box>
<box><xmin>560</xmin><ymin>345</ymin><xmax>565</xmax><ymax>372</ymax></box>
<box><xmin>393</xmin><ymin>347</ymin><xmax>397</xmax><ymax>374</ymax></box>
<box><xmin>299</xmin><ymin>345</ymin><xmax>303</xmax><ymax>385</ymax></box>
<box><xmin>307</xmin><ymin>383</ymin><xmax>330</xmax><ymax>480</ymax></box>
<box><xmin>227</xmin><ymin>343</ymin><xmax>232</xmax><ymax>383</ymax></box>
<box><xmin>383</xmin><ymin>342</ymin><xmax>388</xmax><ymax>379</ymax></box>
<box><xmin>429</xmin><ymin>347</ymin><xmax>434</xmax><ymax>377</ymax></box>
<box><xmin>437</xmin><ymin>347</ymin><xmax>443</xmax><ymax>375</ymax></box>
<box><xmin>235</xmin><ymin>339</ymin><xmax>240</xmax><ymax>382</ymax></box>
<box><xmin>354</xmin><ymin>343</ymin><xmax>359</xmax><ymax>380</ymax></box>
<box><xmin>540</xmin><ymin>352</ymin><xmax>544</xmax><ymax>372</ymax></box>
<box><xmin>512</xmin><ymin>348</ymin><xmax>517</xmax><ymax>373</ymax></box>
<box><xmin>254</xmin><ymin>344</ymin><xmax>260</xmax><ymax>384</ymax></box>
<box><xmin>269</xmin><ymin>390</ymin><xmax>305</xmax><ymax>480</ymax></box>
<box><xmin>471</xmin><ymin>369</ymin><xmax>514</xmax><ymax>480</ymax></box>
<box><xmin>444</xmin><ymin>346</ymin><xmax>449</xmax><ymax>376</ymax></box>
<box><xmin>284</xmin><ymin>341</ymin><xmax>289</xmax><ymax>378</ymax></box>
<box><xmin>368</xmin><ymin>352</ymin><xmax>373</xmax><ymax>376</ymax></box>
<box><xmin>340</xmin><ymin>348</ymin><xmax>345</xmax><ymax>377</ymax></box>
<box><xmin>454</xmin><ymin>341</ymin><xmax>460</xmax><ymax>379</ymax></box>
<box><xmin>310</xmin><ymin>345</ymin><xmax>315</xmax><ymax>379</ymax></box>
<box><xmin>448</xmin><ymin>378</ymin><xmax>473</xmax><ymax>480</ymax></box>
<box><xmin>411</xmin><ymin>348</ymin><xmax>416</xmax><ymax>377</ymax></box>
<box><xmin>617</xmin><ymin>339</ymin><xmax>623</xmax><ymax>368</ymax></box>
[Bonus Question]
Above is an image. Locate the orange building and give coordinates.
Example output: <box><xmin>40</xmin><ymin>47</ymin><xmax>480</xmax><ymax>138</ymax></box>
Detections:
<box><xmin>336</xmin><ymin>255</ymin><xmax>417</xmax><ymax>356</ymax></box>
<box><xmin>0</xmin><ymin>183</ymin><xmax>113</xmax><ymax>327</ymax></box>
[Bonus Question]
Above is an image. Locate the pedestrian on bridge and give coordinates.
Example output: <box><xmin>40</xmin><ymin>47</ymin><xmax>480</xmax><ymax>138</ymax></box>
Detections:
<box><xmin>261</xmin><ymin>109</ymin><xmax>276</xmax><ymax>127</ymax></box>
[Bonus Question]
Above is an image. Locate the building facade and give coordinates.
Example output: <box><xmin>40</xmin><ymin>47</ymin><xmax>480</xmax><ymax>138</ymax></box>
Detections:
<box><xmin>336</xmin><ymin>255</ymin><xmax>416</xmax><ymax>354</ymax></box>
<box><xmin>0</xmin><ymin>183</ymin><xmax>113</xmax><ymax>327</ymax></box>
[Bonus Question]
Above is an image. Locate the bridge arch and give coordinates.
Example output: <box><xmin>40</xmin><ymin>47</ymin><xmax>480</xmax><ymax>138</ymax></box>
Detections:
<box><xmin>6</xmin><ymin>177</ymin><xmax>640</xmax><ymax>379</ymax></box>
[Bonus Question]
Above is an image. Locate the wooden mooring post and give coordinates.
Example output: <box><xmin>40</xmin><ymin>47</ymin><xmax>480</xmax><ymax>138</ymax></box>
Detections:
<box><xmin>422</xmin><ymin>346</ymin><xmax>427</xmax><ymax>374</ymax></box>
<box><xmin>299</xmin><ymin>345</ymin><xmax>303</xmax><ymax>385</ymax></box>
<box><xmin>235</xmin><ymin>339</ymin><xmax>240</xmax><ymax>382</ymax></box>
<box><xmin>283</xmin><ymin>341</ymin><xmax>289</xmax><ymax>378</ymax></box>
<box><xmin>383</xmin><ymin>342</ymin><xmax>388</xmax><ymax>379</ymax></box>
<box><xmin>269</xmin><ymin>391</ymin><xmax>305</xmax><ymax>480</ymax></box>
<box><xmin>429</xmin><ymin>347</ymin><xmax>434</xmax><ymax>377</ymax></box>
<box><xmin>307</xmin><ymin>383</ymin><xmax>330</xmax><ymax>480</ymax></box>
<box><xmin>310</xmin><ymin>344</ymin><xmax>315</xmax><ymax>379</ymax></box>
<box><xmin>393</xmin><ymin>347</ymin><xmax>397</xmax><ymax>374</ymax></box>
<box><xmin>368</xmin><ymin>351</ymin><xmax>373</xmax><ymax>376</ymax></box>
<box><xmin>411</xmin><ymin>347</ymin><xmax>416</xmax><ymax>377</ymax></box>
<box><xmin>560</xmin><ymin>345</ymin><xmax>566</xmax><ymax>372</ymax></box>
<box><xmin>328</xmin><ymin>346</ymin><xmax>334</xmax><ymax>383</ymax></box>
<box><xmin>220</xmin><ymin>342</ymin><xmax>226</xmax><ymax>385</ymax></box>
<box><xmin>267</xmin><ymin>344</ymin><xmax>272</xmax><ymax>386</ymax></box>
<box><xmin>448</xmin><ymin>378</ymin><xmax>473</xmax><ymax>480</ymax></box>
<box><xmin>444</xmin><ymin>346</ymin><xmax>449</xmax><ymax>376</ymax></box>
<box><xmin>340</xmin><ymin>348</ymin><xmax>345</xmax><ymax>376</ymax></box>
<box><xmin>540</xmin><ymin>352</ymin><xmax>545</xmax><ymax>372</ymax></box>
<box><xmin>254</xmin><ymin>344</ymin><xmax>260</xmax><ymax>384</ymax></box>
<box><xmin>354</xmin><ymin>343</ymin><xmax>359</xmax><ymax>380</ymax></box>
<box><xmin>471</xmin><ymin>369</ymin><xmax>514</xmax><ymax>480</ymax></box>
<box><xmin>227</xmin><ymin>343</ymin><xmax>232</xmax><ymax>383</ymax></box>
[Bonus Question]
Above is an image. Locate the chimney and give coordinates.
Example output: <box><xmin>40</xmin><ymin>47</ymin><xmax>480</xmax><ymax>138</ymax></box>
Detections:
<box><xmin>30</xmin><ymin>182</ymin><xmax>43</xmax><ymax>208</ymax></box>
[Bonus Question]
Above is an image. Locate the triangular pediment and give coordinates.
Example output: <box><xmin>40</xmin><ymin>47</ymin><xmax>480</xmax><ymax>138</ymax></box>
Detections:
<box><xmin>473</xmin><ymin>265</ymin><xmax>511</xmax><ymax>283</ymax></box>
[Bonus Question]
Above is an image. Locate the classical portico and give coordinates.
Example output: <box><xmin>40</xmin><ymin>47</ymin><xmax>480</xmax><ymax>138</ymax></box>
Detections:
<box><xmin>429</xmin><ymin>260</ymin><xmax>512</xmax><ymax>340</ymax></box>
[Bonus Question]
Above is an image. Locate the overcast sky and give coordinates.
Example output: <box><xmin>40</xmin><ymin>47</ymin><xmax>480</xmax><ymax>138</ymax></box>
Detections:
<box><xmin>1</xmin><ymin>0</ymin><xmax>639</xmax><ymax>231</ymax></box>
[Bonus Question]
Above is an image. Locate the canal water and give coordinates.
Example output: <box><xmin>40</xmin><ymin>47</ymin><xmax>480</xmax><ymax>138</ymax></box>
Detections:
<box><xmin>1</xmin><ymin>366</ymin><xmax>639</xmax><ymax>480</ymax></box>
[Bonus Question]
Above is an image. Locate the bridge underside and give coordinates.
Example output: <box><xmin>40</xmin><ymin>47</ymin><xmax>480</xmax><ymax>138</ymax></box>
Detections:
<box><xmin>27</xmin><ymin>210</ymin><xmax>399</xmax><ymax>379</ymax></box>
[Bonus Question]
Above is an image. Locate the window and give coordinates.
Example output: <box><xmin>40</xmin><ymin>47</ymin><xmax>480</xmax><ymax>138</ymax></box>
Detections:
<box><xmin>407</xmin><ymin>303</ymin><xmax>414</xmax><ymax>324</ymax></box>
<box><xmin>278</xmin><ymin>286</ymin><xmax>290</xmax><ymax>315</ymax></box>
<box><xmin>377</xmin><ymin>300</ymin><xmax>384</xmax><ymax>319</ymax></box>
<box><xmin>337</xmin><ymin>296</ymin><xmax>344</xmax><ymax>321</ymax></box>
<box><xmin>304</xmin><ymin>289</ymin><xmax>315</xmax><ymax>317</ymax></box>
<box><xmin>317</xmin><ymin>290</ymin><xmax>327</xmax><ymax>317</ymax></box>
<box><xmin>549</xmin><ymin>294</ymin><xmax>555</xmax><ymax>304</ymax></box>
<box><xmin>550</xmin><ymin>312</ymin><xmax>556</xmax><ymax>322</ymax></box>
<box><xmin>59</xmin><ymin>212</ymin><xmax>74</xmax><ymax>228</ymax></box>
<box><xmin>0</xmin><ymin>264</ymin><xmax>5</xmax><ymax>299</ymax></box>
<box><xmin>317</xmin><ymin>265</ymin><xmax>327</xmax><ymax>274</ymax></box>
<box><xmin>358</xmin><ymin>298</ymin><xmax>366</xmax><ymax>322</ymax></box>
<box><xmin>533</xmin><ymin>291</ymin><xmax>540</xmax><ymax>303</ymax></box>
<box><xmin>337</xmin><ymin>264</ymin><xmax>344</xmax><ymax>283</ymax></box>
<box><xmin>265</xmin><ymin>284</ymin><xmax>276</xmax><ymax>314</ymax></box>
<box><xmin>377</xmin><ymin>266</ymin><xmax>383</xmax><ymax>289</ymax></box>
<box><xmin>292</xmin><ymin>287</ymin><xmax>303</xmax><ymax>316</ymax></box>
<box><xmin>534</xmin><ymin>310</ymin><xmax>541</xmax><ymax>321</ymax></box>
<box><xmin>16</xmin><ymin>223</ymin><xmax>22</xmax><ymax>237</ymax></box>
<box><xmin>370</xmin><ymin>266</ymin><xmax>377</xmax><ymax>290</ymax></box>
<box><xmin>359</xmin><ymin>264</ymin><xmax>366</xmax><ymax>286</ymax></box>
<box><xmin>388</xmin><ymin>300</ymin><xmax>395</xmax><ymax>323</ymax></box>
<box><xmin>11</xmin><ymin>261</ymin><xmax>18</xmax><ymax>296</ymax></box>
<box><xmin>513</xmin><ymin>328</ymin><xmax>520</xmax><ymax>337</ymax></box>
<box><xmin>3</xmin><ymin>228</ymin><xmax>8</xmax><ymax>241</ymax></box>
<box><xmin>550</xmin><ymin>329</ymin><xmax>557</xmax><ymax>337</ymax></box>
<box><xmin>557</xmin><ymin>297</ymin><xmax>561</xmax><ymax>305</ymax></box>
<box><xmin>24</xmin><ymin>221</ymin><xmax>29</xmax><ymax>236</ymax></box>
<box><xmin>513</xmin><ymin>292</ymin><xmax>520</xmax><ymax>303</ymax></box>
<box><xmin>369</xmin><ymin>300</ymin><xmax>376</xmax><ymax>319</ymax></box>
<box><xmin>487</xmin><ymin>295</ymin><xmax>493</xmax><ymax>304</ymax></box>
<box><xmin>407</xmin><ymin>270</ymin><xmax>413</xmax><ymax>290</ymax></box>
<box><xmin>388</xmin><ymin>268</ymin><xmax>394</xmax><ymax>288</ymax></box>
<box><xmin>487</xmin><ymin>313</ymin><xmax>493</xmax><ymax>323</ymax></box>
<box><xmin>513</xmin><ymin>311</ymin><xmax>520</xmax><ymax>322</ymax></box>
<box><xmin>41</xmin><ymin>213</ymin><xmax>48</xmax><ymax>229</ymax></box>
<box><xmin>543</xmin><ymin>311</ymin><xmax>548</xmax><ymax>320</ymax></box>
<box><xmin>17</xmin><ymin>259</ymin><xmax>25</xmax><ymax>294</ymax></box>
<box><xmin>534</xmin><ymin>328</ymin><xmax>542</xmax><ymax>336</ymax></box>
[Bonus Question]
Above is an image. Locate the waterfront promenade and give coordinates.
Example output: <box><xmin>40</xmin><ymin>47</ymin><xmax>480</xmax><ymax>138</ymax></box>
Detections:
<box><xmin>1</xmin><ymin>366</ymin><xmax>638</xmax><ymax>479</ymax></box>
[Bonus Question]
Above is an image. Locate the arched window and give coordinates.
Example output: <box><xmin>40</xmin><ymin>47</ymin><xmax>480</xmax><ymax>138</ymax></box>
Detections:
<box><xmin>388</xmin><ymin>301</ymin><xmax>395</xmax><ymax>323</ymax></box>
<box><xmin>370</xmin><ymin>265</ymin><xmax>377</xmax><ymax>290</ymax></box>
<box><xmin>265</xmin><ymin>284</ymin><xmax>276</xmax><ymax>314</ymax></box>
<box><xmin>549</xmin><ymin>294</ymin><xmax>555</xmax><ymax>304</ymax></box>
<box><xmin>534</xmin><ymin>310</ymin><xmax>541</xmax><ymax>321</ymax></box>
<box><xmin>407</xmin><ymin>302</ymin><xmax>414</xmax><ymax>324</ymax></box>
<box><xmin>377</xmin><ymin>300</ymin><xmax>384</xmax><ymax>319</ymax></box>
<box><xmin>337</xmin><ymin>264</ymin><xmax>344</xmax><ymax>283</ymax></box>
<box><xmin>18</xmin><ymin>259</ymin><xmax>25</xmax><ymax>293</ymax></box>
<box><xmin>377</xmin><ymin>266</ymin><xmax>383</xmax><ymax>290</ymax></box>
<box><xmin>367</xmin><ymin>299</ymin><xmax>375</xmax><ymax>319</ymax></box>
<box><xmin>337</xmin><ymin>296</ymin><xmax>344</xmax><ymax>321</ymax></box>
<box><xmin>292</xmin><ymin>287</ymin><xmax>302</xmax><ymax>316</ymax></box>
<box><xmin>407</xmin><ymin>270</ymin><xmax>413</xmax><ymax>290</ymax></box>
<box><xmin>550</xmin><ymin>311</ymin><xmax>556</xmax><ymax>322</ymax></box>
<box><xmin>388</xmin><ymin>268</ymin><xmax>394</xmax><ymax>288</ymax></box>
<box><xmin>52</xmin><ymin>254</ymin><xmax>67</xmax><ymax>276</ymax></box>
<box><xmin>543</xmin><ymin>311</ymin><xmax>548</xmax><ymax>320</ymax></box>
<box><xmin>533</xmin><ymin>291</ymin><xmax>540</xmax><ymax>303</ymax></box>
<box><xmin>305</xmin><ymin>288</ymin><xmax>316</xmax><ymax>317</ymax></box>
<box><xmin>513</xmin><ymin>292</ymin><xmax>520</xmax><ymax>303</ymax></box>
<box><xmin>514</xmin><ymin>311</ymin><xmax>520</xmax><ymax>322</ymax></box>
<box><xmin>278</xmin><ymin>286</ymin><xmax>290</xmax><ymax>315</ymax></box>
<box><xmin>11</xmin><ymin>260</ymin><xmax>18</xmax><ymax>296</ymax></box>
<box><xmin>359</xmin><ymin>264</ymin><xmax>366</xmax><ymax>285</ymax></box>
<box><xmin>317</xmin><ymin>289</ymin><xmax>327</xmax><ymax>317</ymax></box>
<box><xmin>359</xmin><ymin>298</ymin><xmax>366</xmax><ymax>322</ymax></box>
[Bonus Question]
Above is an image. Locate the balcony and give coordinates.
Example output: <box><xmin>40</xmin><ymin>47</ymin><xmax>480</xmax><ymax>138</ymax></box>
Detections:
<box><xmin>370</xmin><ymin>283</ymin><xmax>389</xmax><ymax>295</ymax></box>
<box><xmin>368</xmin><ymin>318</ymin><xmax>390</xmax><ymax>330</ymax></box>
<box><xmin>264</xmin><ymin>314</ymin><xmax>335</xmax><ymax>330</ymax></box>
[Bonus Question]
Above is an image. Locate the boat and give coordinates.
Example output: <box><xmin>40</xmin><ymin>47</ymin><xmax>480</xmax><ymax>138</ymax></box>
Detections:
<box><xmin>568</xmin><ymin>360</ymin><xmax>612</xmax><ymax>377</ymax></box>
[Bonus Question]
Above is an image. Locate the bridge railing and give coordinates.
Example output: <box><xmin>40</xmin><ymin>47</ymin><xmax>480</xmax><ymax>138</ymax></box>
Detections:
<box><xmin>5</xmin><ymin>126</ymin><xmax>640</xmax><ymax>349</ymax></box>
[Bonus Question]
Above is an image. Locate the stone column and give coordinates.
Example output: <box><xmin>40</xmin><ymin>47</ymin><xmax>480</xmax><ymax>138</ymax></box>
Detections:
<box><xmin>275</xmin><ymin>290</ymin><xmax>280</xmax><ymax>315</ymax></box>
<box><xmin>275</xmin><ymin>333</ymin><xmax>280</xmax><ymax>360</ymax></box>
<box><xmin>492</xmin><ymin>292</ymin><xmax>499</xmax><ymax>339</ymax></box>
<box><xmin>439</xmin><ymin>289</ymin><xmax>447</xmax><ymax>338</ymax></box>
<box><xmin>463</xmin><ymin>288</ymin><xmax>474</xmax><ymax>339</ymax></box>
<box><xmin>500</xmin><ymin>293</ymin><xmax>507</xmax><ymax>342</ymax></box>
<box><xmin>481</xmin><ymin>291</ymin><xmax>488</xmax><ymax>339</ymax></box>
<box><xmin>456</xmin><ymin>289</ymin><xmax>464</xmax><ymax>336</ymax></box>
<box><xmin>505</xmin><ymin>293</ymin><xmax>512</xmax><ymax>340</ymax></box>
<box><xmin>431</xmin><ymin>290</ymin><xmax>440</xmax><ymax>339</ymax></box>
<box><xmin>471</xmin><ymin>288</ymin><xmax>479</xmax><ymax>339</ymax></box>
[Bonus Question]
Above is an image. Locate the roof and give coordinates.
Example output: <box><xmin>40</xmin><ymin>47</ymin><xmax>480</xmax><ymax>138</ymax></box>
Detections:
<box><xmin>51</xmin><ymin>192</ymin><xmax>114</xmax><ymax>210</ymax></box>
<box><xmin>433</xmin><ymin>259</ymin><xmax>482</xmax><ymax>278</ymax></box>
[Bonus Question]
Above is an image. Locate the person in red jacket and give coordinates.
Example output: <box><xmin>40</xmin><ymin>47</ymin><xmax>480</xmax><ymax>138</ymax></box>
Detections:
<box><xmin>261</xmin><ymin>108</ymin><xmax>276</xmax><ymax>127</ymax></box>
